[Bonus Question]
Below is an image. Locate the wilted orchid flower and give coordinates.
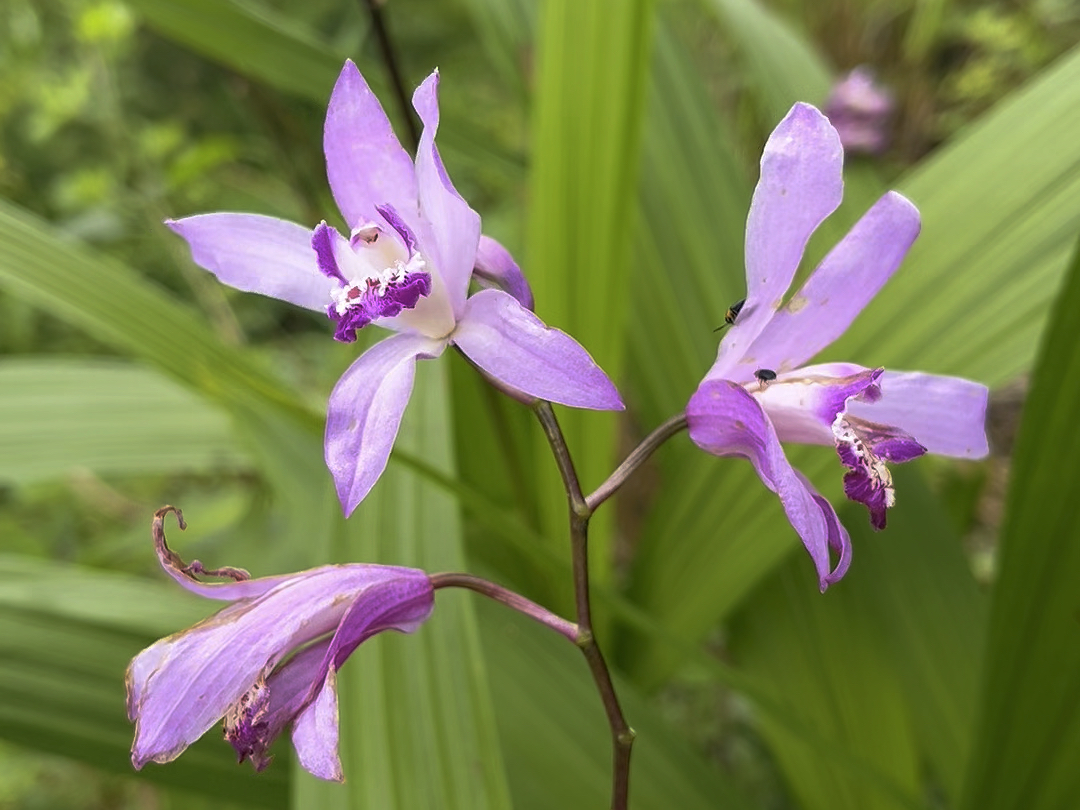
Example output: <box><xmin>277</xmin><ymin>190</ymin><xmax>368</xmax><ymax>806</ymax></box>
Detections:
<box><xmin>168</xmin><ymin>61</ymin><xmax>622</xmax><ymax>515</ymax></box>
<box><xmin>823</xmin><ymin>66</ymin><xmax>895</xmax><ymax>155</ymax></box>
<box><xmin>127</xmin><ymin>508</ymin><xmax>434</xmax><ymax>781</ymax></box>
<box><xmin>687</xmin><ymin>103</ymin><xmax>988</xmax><ymax>590</ymax></box>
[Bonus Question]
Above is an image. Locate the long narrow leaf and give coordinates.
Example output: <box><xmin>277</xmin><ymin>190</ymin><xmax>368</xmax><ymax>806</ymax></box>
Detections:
<box><xmin>525</xmin><ymin>0</ymin><xmax>656</xmax><ymax>600</ymax></box>
<box><xmin>958</xmin><ymin>233</ymin><xmax>1080</xmax><ymax>810</ymax></box>
<box><xmin>0</xmin><ymin>358</ymin><xmax>248</xmax><ymax>484</ymax></box>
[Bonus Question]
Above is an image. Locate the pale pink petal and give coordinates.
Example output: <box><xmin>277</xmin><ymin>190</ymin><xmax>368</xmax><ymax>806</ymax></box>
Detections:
<box><xmin>846</xmin><ymin>370</ymin><xmax>990</xmax><ymax>458</ymax></box>
<box><xmin>324</xmin><ymin>60</ymin><xmax>418</xmax><ymax>231</ymax></box>
<box><xmin>707</xmin><ymin>104</ymin><xmax>844</xmax><ymax>381</ymax></box>
<box><xmin>325</xmin><ymin>332</ymin><xmax>446</xmax><ymax>515</ymax></box>
<box><xmin>741</xmin><ymin>192</ymin><xmax>920</xmax><ymax>373</ymax></box>
<box><xmin>452</xmin><ymin>289</ymin><xmax>623</xmax><ymax>410</ymax></box>
<box><xmin>167</xmin><ymin>214</ymin><xmax>327</xmax><ymax>311</ymax></box>
<box><xmin>411</xmin><ymin>70</ymin><xmax>481</xmax><ymax>319</ymax></box>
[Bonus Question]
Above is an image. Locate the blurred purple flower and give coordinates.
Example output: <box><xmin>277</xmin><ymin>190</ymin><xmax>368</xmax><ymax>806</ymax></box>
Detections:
<box><xmin>168</xmin><ymin>61</ymin><xmax>622</xmax><ymax>515</ymax></box>
<box><xmin>823</xmin><ymin>66</ymin><xmax>895</xmax><ymax>155</ymax></box>
<box><xmin>687</xmin><ymin>104</ymin><xmax>988</xmax><ymax>590</ymax></box>
<box><xmin>127</xmin><ymin>508</ymin><xmax>434</xmax><ymax>781</ymax></box>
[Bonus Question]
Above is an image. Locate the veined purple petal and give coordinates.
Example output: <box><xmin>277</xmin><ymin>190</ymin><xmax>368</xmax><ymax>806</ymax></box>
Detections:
<box><xmin>325</xmin><ymin>332</ymin><xmax>447</xmax><ymax>515</ymax></box>
<box><xmin>289</xmin><ymin>574</ymin><xmax>435</xmax><ymax>781</ymax></box>
<box><xmin>742</xmin><ymin>192</ymin><xmax>920</xmax><ymax>373</ymax></box>
<box><xmin>312</xmin><ymin>221</ymin><xmax>348</xmax><ymax>285</ymax></box>
<box><xmin>324</xmin><ymin>60</ymin><xmax>418</xmax><ymax>231</ymax></box>
<box><xmin>686</xmin><ymin>379</ymin><xmax>844</xmax><ymax>590</ymax></box>
<box><xmin>128</xmin><ymin>564</ymin><xmax>429</xmax><ymax>769</ymax></box>
<box><xmin>167</xmin><ymin>214</ymin><xmax>328</xmax><ymax>311</ymax></box>
<box><xmin>452</xmin><ymin>289</ymin><xmax>623</xmax><ymax>410</ymax></box>
<box><xmin>796</xmin><ymin>471</ymin><xmax>852</xmax><ymax>586</ymax></box>
<box><xmin>845</xmin><ymin>370</ymin><xmax>990</xmax><ymax>458</ymax></box>
<box><xmin>707</xmin><ymin>104</ymin><xmax>844</xmax><ymax>381</ymax></box>
<box><xmin>757</xmin><ymin>363</ymin><xmax>883</xmax><ymax>446</ymax></box>
<box><xmin>292</xmin><ymin>669</ymin><xmax>341</xmax><ymax>781</ymax></box>
<box><xmin>376</xmin><ymin>204</ymin><xmax>420</xmax><ymax>254</ymax></box>
<box><xmin>473</xmin><ymin>235</ymin><xmax>534</xmax><ymax>311</ymax></box>
<box><xmin>412</xmin><ymin>70</ymin><xmax>481</xmax><ymax>320</ymax></box>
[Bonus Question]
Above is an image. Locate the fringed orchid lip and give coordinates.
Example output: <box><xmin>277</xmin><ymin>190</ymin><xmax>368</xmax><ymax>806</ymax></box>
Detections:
<box><xmin>312</xmin><ymin>217</ymin><xmax>436</xmax><ymax>342</ymax></box>
<box><xmin>832</xmin><ymin>414</ymin><xmax>927</xmax><ymax>529</ymax></box>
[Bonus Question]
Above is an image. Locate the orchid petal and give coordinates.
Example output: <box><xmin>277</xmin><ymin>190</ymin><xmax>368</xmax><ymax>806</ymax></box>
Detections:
<box><xmin>325</xmin><ymin>332</ymin><xmax>446</xmax><ymax>515</ymax></box>
<box><xmin>288</xmin><ymin>575</ymin><xmax>433</xmax><ymax>780</ymax></box>
<box><xmin>412</xmin><ymin>70</ymin><xmax>481</xmax><ymax>319</ymax></box>
<box><xmin>742</xmin><ymin>192</ymin><xmax>920</xmax><ymax>373</ymax></box>
<box><xmin>167</xmin><ymin>214</ymin><xmax>327</xmax><ymax>311</ymax></box>
<box><xmin>687</xmin><ymin>380</ymin><xmax>842</xmax><ymax>590</ymax></box>
<box><xmin>292</xmin><ymin>669</ymin><xmax>342</xmax><ymax>781</ymax></box>
<box><xmin>452</xmin><ymin>289</ymin><xmax>623</xmax><ymax>410</ymax></box>
<box><xmin>324</xmin><ymin>60</ymin><xmax>418</xmax><ymax>231</ymax></box>
<box><xmin>128</xmin><ymin>565</ymin><xmax>424</xmax><ymax>768</ymax></box>
<box><xmin>797</xmin><ymin>471</ymin><xmax>852</xmax><ymax>587</ymax></box>
<box><xmin>707</xmin><ymin>104</ymin><xmax>844</xmax><ymax>380</ymax></box>
<box><xmin>755</xmin><ymin>363</ymin><xmax>882</xmax><ymax>446</ymax></box>
<box><xmin>473</xmin><ymin>235</ymin><xmax>534</xmax><ymax>311</ymax></box>
<box><xmin>846</xmin><ymin>370</ymin><xmax>990</xmax><ymax>458</ymax></box>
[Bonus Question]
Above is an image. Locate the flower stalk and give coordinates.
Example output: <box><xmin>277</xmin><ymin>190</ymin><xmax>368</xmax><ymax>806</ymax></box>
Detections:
<box><xmin>534</xmin><ymin>401</ymin><xmax>635</xmax><ymax>810</ymax></box>
<box><xmin>430</xmin><ymin>572</ymin><xmax>578</xmax><ymax>641</ymax></box>
<box><xmin>587</xmin><ymin>412</ymin><xmax>688</xmax><ymax>511</ymax></box>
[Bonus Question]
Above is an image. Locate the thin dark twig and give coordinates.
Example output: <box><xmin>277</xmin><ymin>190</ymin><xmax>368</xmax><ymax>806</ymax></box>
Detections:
<box><xmin>533</xmin><ymin>402</ymin><xmax>635</xmax><ymax>810</ymax></box>
<box><xmin>586</xmin><ymin>412</ymin><xmax>687</xmax><ymax>511</ymax></box>
<box><xmin>358</xmin><ymin>0</ymin><xmax>421</xmax><ymax>151</ymax></box>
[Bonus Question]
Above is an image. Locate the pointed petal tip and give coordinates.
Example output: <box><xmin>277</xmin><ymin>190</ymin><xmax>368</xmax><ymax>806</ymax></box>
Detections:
<box><xmin>782</xmin><ymin>102</ymin><xmax>833</xmax><ymax>135</ymax></box>
<box><xmin>789</xmin><ymin>100</ymin><xmax>826</xmax><ymax>119</ymax></box>
<box><xmin>591</xmin><ymin>384</ymin><xmax>626</xmax><ymax>412</ymax></box>
<box><xmin>337</xmin><ymin>58</ymin><xmax>361</xmax><ymax>83</ymax></box>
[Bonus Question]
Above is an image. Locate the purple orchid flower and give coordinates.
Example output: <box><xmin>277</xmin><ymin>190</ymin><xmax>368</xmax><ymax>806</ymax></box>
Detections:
<box><xmin>127</xmin><ymin>508</ymin><xmax>434</xmax><ymax>781</ymax></box>
<box><xmin>687</xmin><ymin>103</ymin><xmax>989</xmax><ymax>590</ymax></box>
<box><xmin>823</xmin><ymin>66</ymin><xmax>895</xmax><ymax>155</ymax></box>
<box><xmin>167</xmin><ymin>61</ymin><xmax>623</xmax><ymax>514</ymax></box>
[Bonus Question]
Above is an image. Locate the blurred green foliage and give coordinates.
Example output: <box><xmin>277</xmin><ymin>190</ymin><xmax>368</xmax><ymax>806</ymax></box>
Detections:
<box><xmin>1</xmin><ymin>0</ymin><xmax>1079</xmax><ymax>808</ymax></box>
